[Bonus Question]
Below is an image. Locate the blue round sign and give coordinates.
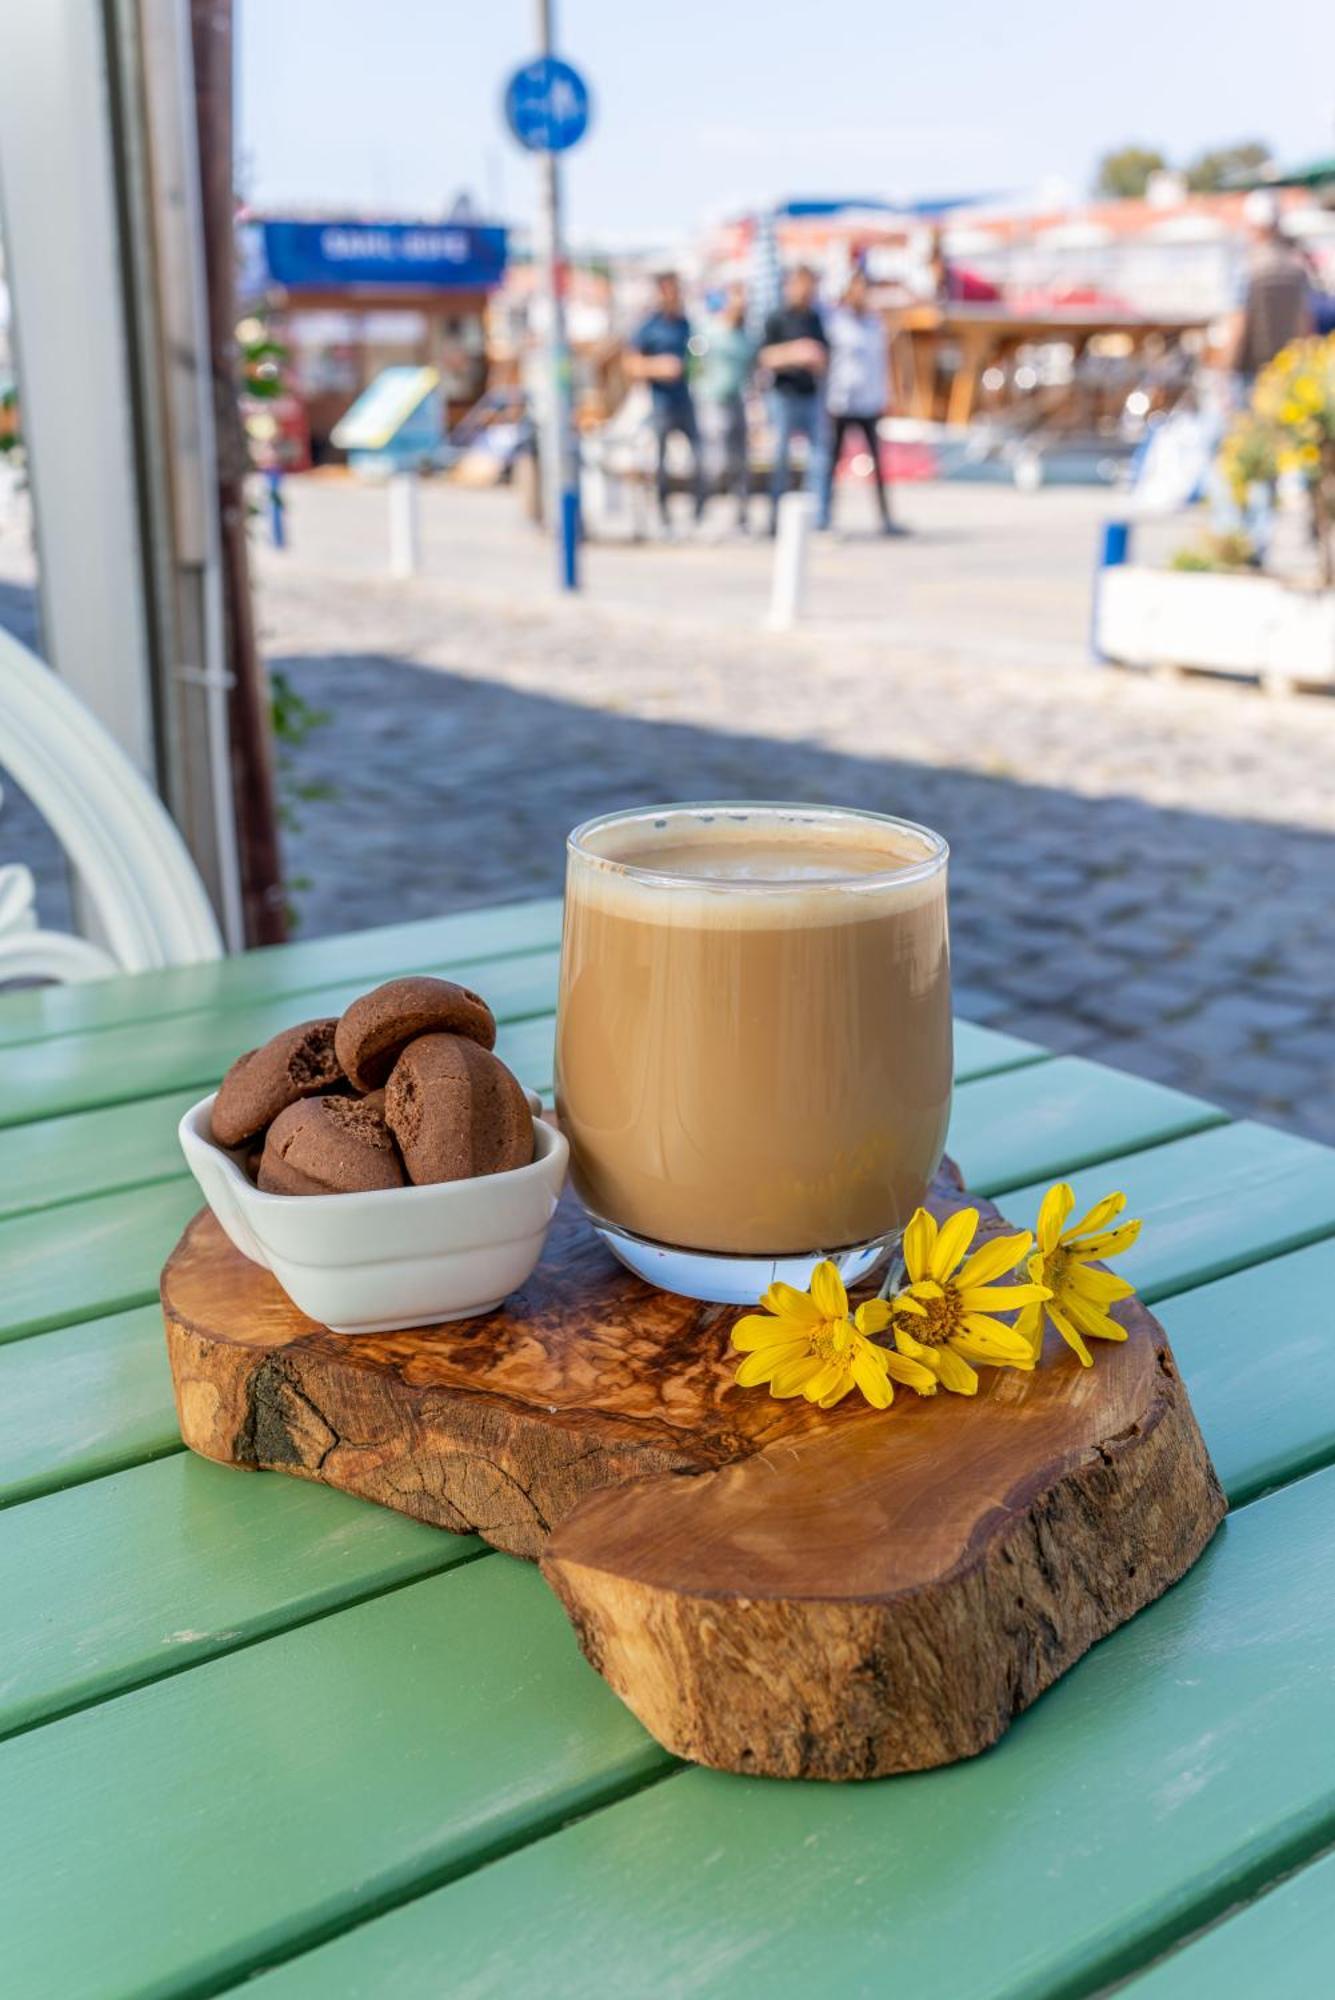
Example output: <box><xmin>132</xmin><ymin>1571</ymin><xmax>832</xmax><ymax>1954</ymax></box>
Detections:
<box><xmin>504</xmin><ymin>56</ymin><xmax>591</xmax><ymax>154</ymax></box>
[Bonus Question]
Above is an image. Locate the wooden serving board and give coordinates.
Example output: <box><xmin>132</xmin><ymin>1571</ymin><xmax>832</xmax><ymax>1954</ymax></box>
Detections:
<box><xmin>162</xmin><ymin>1164</ymin><xmax>1225</xmax><ymax>1781</ymax></box>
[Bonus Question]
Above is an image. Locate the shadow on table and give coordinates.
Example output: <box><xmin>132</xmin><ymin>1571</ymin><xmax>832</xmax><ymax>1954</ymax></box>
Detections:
<box><xmin>271</xmin><ymin>651</ymin><xmax>1335</xmax><ymax>1147</ymax></box>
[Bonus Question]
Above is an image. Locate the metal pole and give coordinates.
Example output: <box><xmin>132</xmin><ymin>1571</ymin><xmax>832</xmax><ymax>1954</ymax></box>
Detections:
<box><xmin>388</xmin><ymin>470</ymin><xmax>421</xmax><ymax>578</ymax></box>
<box><xmin>767</xmin><ymin>491</ymin><xmax>814</xmax><ymax>630</ymax></box>
<box><xmin>536</xmin><ymin>0</ymin><xmax>579</xmax><ymax>589</ymax></box>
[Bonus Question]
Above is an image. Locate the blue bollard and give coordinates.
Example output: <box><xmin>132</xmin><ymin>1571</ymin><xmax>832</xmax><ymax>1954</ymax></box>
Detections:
<box><xmin>265</xmin><ymin>468</ymin><xmax>286</xmax><ymax>550</ymax></box>
<box><xmin>1091</xmin><ymin>517</ymin><xmax>1132</xmax><ymax>662</ymax></box>
<box><xmin>560</xmin><ymin>485</ymin><xmax>580</xmax><ymax>591</ymax></box>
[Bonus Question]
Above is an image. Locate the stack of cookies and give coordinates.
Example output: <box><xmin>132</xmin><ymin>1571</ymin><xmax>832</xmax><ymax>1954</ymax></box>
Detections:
<box><xmin>209</xmin><ymin>977</ymin><xmax>534</xmax><ymax>1195</ymax></box>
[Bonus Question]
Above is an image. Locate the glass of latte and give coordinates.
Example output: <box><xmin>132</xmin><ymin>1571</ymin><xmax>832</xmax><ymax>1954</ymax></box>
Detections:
<box><xmin>555</xmin><ymin>803</ymin><xmax>952</xmax><ymax>1303</ymax></box>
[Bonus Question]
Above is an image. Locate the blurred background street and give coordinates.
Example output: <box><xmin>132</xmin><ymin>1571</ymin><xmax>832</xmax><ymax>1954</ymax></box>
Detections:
<box><xmin>12</xmin><ymin>471</ymin><xmax>1330</xmax><ymax>1137</ymax></box>
<box><xmin>2</xmin><ymin>0</ymin><xmax>1333</xmax><ymax>1141</ymax></box>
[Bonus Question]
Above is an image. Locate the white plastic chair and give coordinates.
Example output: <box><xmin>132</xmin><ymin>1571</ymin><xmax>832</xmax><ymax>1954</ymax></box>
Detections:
<box><xmin>0</xmin><ymin>624</ymin><xmax>223</xmax><ymax>982</ymax></box>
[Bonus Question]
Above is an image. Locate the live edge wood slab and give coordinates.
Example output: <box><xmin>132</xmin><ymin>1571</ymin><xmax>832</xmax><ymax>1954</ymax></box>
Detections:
<box><xmin>162</xmin><ymin>1163</ymin><xmax>1225</xmax><ymax>1781</ymax></box>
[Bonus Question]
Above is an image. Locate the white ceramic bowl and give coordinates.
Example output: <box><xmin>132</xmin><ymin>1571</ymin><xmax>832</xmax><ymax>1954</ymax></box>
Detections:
<box><xmin>178</xmin><ymin>1091</ymin><xmax>568</xmax><ymax>1333</ymax></box>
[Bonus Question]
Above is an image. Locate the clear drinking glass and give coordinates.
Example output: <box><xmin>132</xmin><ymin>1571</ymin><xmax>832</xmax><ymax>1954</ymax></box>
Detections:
<box><xmin>555</xmin><ymin>802</ymin><xmax>952</xmax><ymax>1303</ymax></box>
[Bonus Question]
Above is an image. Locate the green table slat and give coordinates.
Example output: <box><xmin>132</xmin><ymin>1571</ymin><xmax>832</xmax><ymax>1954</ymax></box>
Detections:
<box><xmin>952</xmin><ymin>1018</ymin><xmax>1043</xmax><ymax>1082</ymax></box>
<box><xmin>238</xmin><ymin>1467</ymin><xmax>1335</xmax><ymax>2000</ymax></box>
<box><xmin>0</xmin><ymin>1025</ymin><xmax>555</xmax><ymax>1343</ymax></box>
<box><xmin>0</xmin><ymin>1178</ymin><xmax>202</xmax><ymax>1342</ymax></box>
<box><xmin>0</xmin><ymin>1058</ymin><xmax>1208</xmax><ymax>1506</ymax></box>
<box><xmin>948</xmin><ymin>1056</ymin><xmax>1226</xmax><ymax>1198</ymax></box>
<box><xmin>1120</xmin><ymin>1847</ymin><xmax>1335</xmax><ymax>1998</ymax></box>
<box><xmin>1158</xmin><ymin>1236</ymin><xmax>1335</xmax><ymax>1507</ymax></box>
<box><xmin>0</xmin><ymin>1454</ymin><xmax>479</xmax><ymax>1736</ymax></box>
<box><xmin>7</xmin><ymin>1121</ymin><xmax>1335</xmax><ymax>1990</ymax></box>
<box><xmin>0</xmin><ymin>898</ymin><xmax>564</xmax><ymax>1050</ymax></box>
<box><xmin>0</xmin><ymin>947</ymin><xmax>562</xmax><ymax>1130</ymax></box>
<box><xmin>0</xmin><ymin>1013</ymin><xmax>1046</xmax><ymax>1222</ymax></box>
<box><xmin>0</xmin><ymin>1557</ymin><xmax>660</xmax><ymax>2000</ymax></box>
<box><xmin>1004</xmin><ymin>1119</ymin><xmax>1335</xmax><ymax>1303</ymax></box>
<box><xmin>0</xmin><ymin>1304</ymin><xmax>177</xmax><ymax>1507</ymax></box>
<box><xmin>0</xmin><ymin>1087</ymin><xmax>202</xmax><ymax>1221</ymax></box>
<box><xmin>16</xmin><ymin>1196</ymin><xmax>1330</xmax><ymax>1742</ymax></box>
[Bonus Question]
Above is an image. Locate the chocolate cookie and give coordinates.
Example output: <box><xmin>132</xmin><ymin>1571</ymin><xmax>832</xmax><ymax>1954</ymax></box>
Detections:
<box><xmin>211</xmin><ymin>1018</ymin><xmax>344</xmax><ymax>1148</ymax></box>
<box><xmin>334</xmin><ymin>977</ymin><xmax>496</xmax><ymax>1092</ymax></box>
<box><xmin>384</xmin><ymin>1033</ymin><xmax>533</xmax><ymax>1186</ymax></box>
<box><xmin>257</xmin><ymin>1092</ymin><xmax>405</xmax><ymax>1196</ymax></box>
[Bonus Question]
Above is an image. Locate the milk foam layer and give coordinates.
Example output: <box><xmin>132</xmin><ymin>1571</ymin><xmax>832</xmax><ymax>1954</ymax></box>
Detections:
<box><xmin>572</xmin><ymin>809</ymin><xmax>944</xmax><ymax>927</ymax></box>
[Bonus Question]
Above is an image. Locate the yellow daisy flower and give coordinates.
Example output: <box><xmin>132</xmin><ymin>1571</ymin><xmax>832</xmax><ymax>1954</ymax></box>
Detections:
<box><xmin>1016</xmin><ymin>1183</ymin><xmax>1143</xmax><ymax>1368</ymax></box>
<box><xmin>888</xmin><ymin>1207</ymin><xmax>1048</xmax><ymax>1396</ymax></box>
<box><xmin>731</xmin><ymin>1260</ymin><xmax>937</xmax><ymax>1411</ymax></box>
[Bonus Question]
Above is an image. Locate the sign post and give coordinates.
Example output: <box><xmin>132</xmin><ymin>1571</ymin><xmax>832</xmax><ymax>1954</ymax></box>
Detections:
<box><xmin>504</xmin><ymin>15</ymin><xmax>591</xmax><ymax>593</ymax></box>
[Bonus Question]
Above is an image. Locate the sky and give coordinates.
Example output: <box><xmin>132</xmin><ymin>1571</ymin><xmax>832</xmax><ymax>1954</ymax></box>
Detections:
<box><xmin>238</xmin><ymin>0</ymin><xmax>1333</xmax><ymax>244</ymax></box>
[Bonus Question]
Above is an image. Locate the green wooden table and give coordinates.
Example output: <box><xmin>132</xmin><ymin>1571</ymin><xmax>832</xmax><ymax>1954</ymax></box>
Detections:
<box><xmin>4</xmin><ymin>895</ymin><xmax>1335</xmax><ymax>1999</ymax></box>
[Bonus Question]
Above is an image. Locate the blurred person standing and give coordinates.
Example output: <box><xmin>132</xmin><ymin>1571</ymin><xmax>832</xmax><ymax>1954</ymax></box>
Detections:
<box><xmin>697</xmin><ymin>282</ymin><xmax>755</xmax><ymax>531</ymax></box>
<box><xmin>1211</xmin><ymin>192</ymin><xmax>1313</xmax><ymax>558</ymax></box>
<box><xmin>626</xmin><ymin>271</ymin><xmax>706</xmax><ymax>530</ymax></box>
<box><xmin>759</xmin><ymin>265</ymin><xmax>829</xmax><ymax>535</ymax></box>
<box><xmin>818</xmin><ymin>265</ymin><xmax>902</xmax><ymax>535</ymax></box>
<box><xmin>1228</xmin><ymin>191</ymin><xmax>1312</xmax><ymax>386</ymax></box>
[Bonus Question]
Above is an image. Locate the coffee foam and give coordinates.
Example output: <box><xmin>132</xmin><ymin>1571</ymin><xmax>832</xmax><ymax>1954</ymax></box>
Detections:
<box><xmin>570</xmin><ymin>812</ymin><xmax>945</xmax><ymax>928</ymax></box>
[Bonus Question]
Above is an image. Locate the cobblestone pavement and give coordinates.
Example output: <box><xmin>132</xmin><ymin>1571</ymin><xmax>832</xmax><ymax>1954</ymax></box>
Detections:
<box><xmin>4</xmin><ymin>478</ymin><xmax>1335</xmax><ymax>1143</ymax></box>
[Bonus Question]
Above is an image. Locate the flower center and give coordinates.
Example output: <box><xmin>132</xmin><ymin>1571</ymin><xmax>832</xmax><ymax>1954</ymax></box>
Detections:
<box><xmin>812</xmin><ymin>1319</ymin><xmax>853</xmax><ymax>1361</ymax></box>
<box><xmin>901</xmin><ymin>1286</ymin><xmax>963</xmax><ymax>1347</ymax></box>
<box><xmin>1044</xmin><ymin>1248</ymin><xmax>1069</xmax><ymax>1295</ymax></box>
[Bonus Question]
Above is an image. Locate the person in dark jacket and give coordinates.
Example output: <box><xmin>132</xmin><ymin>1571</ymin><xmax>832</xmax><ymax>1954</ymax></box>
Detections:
<box><xmin>627</xmin><ymin>271</ymin><xmax>706</xmax><ymax>529</ymax></box>
<box><xmin>759</xmin><ymin>265</ymin><xmax>829</xmax><ymax>535</ymax></box>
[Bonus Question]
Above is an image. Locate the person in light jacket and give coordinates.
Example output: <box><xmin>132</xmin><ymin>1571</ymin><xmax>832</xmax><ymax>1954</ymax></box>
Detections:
<box><xmin>818</xmin><ymin>266</ymin><xmax>904</xmax><ymax>535</ymax></box>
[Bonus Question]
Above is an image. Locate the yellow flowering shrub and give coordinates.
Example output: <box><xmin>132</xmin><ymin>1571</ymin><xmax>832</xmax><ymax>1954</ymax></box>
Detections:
<box><xmin>1220</xmin><ymin>334</ymin><xmax>1335</xmax><ymax>585</ymax></box>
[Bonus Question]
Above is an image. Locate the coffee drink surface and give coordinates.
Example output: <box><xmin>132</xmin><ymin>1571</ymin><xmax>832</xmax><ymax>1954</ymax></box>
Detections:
<box><xmin>556</xmin><ymin>809</ymin><xmax>951</xmax><ymax>1257</ymax></box>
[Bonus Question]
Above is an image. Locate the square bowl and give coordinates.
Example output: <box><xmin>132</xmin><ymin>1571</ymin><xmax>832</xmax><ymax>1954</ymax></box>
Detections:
<box><xmin>178</xmin><ymin>1092</ymin><xmax>568</xmax><ymax>1333</ymax></box>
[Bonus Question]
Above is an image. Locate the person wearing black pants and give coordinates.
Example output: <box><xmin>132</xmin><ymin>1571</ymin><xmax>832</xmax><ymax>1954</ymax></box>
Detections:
<box><xmin>818</xmin><ymin>266</ymin><xmax>904</xmax><ymax>535</ymax></box>
<box><xmin>627</xmin><ymin>271</ymin><xmax>707</xmax><ymax>530</ymax></box>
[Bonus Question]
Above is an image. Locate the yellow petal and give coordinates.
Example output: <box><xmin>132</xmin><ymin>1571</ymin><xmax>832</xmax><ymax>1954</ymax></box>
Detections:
<box><xmin>759</xmin><ymin>1281</ymin><xmax>823</xmax><ymax>1325</ymax></box>
<box><xmin>851</xmin><ymin>1333</ymin><xmax>891</xmax><ymax>1371</ymax></box>
<box><xmin>809</xmin><ymin>1261</ymin><xmax>849</xmax><ymax>1322</ymax></box>
<box><xmin>961</xmin><ymin>1312</ymin><xmax>1037</xmax><ymax>1361</ymax></box>
<box><xmin>953</xmin><ymin>1337</ymin><xmax>1033</xmax><ymax>1372</ymax></box>
<box><xmin>818</xmin><ymin>1378</ymin><xmax>857</xmax><ymax>1409</ymax></box>
<box><xmin>931</xmin><ymin>1207</ymin><xmax>979</xmax><ymax>1281</ymax></box>
<box><xmin>770</xmin><ymin>1355</ymin><xmax>825</xmax><ymax>1397</ymax></box>
<box><xmin>1066</xmin><ymin>1264</ymin><xmax>1135</xmax><ymax>1306</ymax></box>
<box><xmin>1047</xmin><ymin>1299</ymin><xmax>1093</xmax><ymax>1368</ymax></box>
<box><xmin>1064</xmin><ymin>1296</ymin><xmax>1129</xmax><ymax>1345</ymax></box>
<box><xmin>958</xmin><ymin>1233</ymin><xmax>1038</xmax><ymax>1289</ymax></box>
<box><xmin>803</xmin><ymin>1359</ymin><xmax>850</xmax><ymax>1404</ymax></box>
<box><xmin>853</xmin><ymin>1297</ymin><xmax>892</xmax><ymax>1336</ymax></box>
<box><xmin>884</xmin><ymin>1351</ymin><xmax>938</xmax><ymax>1394</ymax></box>
<box><xmin>894</xmin><ymin>1322</ymin><xmax>932</xmax><ymax>1361</ymax></box>
<box><xmin>1013</xmin><ymin>1299</ymin><xmax>1046</xmax><ymax>1363</ymax></box>
<box><xmin>890</xmin><ymin>1291</ymin><xmax>927</xmax><ymax>1318</ymax></box>
<box><xmin>1070</xmin><ymin>1220</ymin><xmax>1141</xmax><ymax>1262</ymax></box>
<box><xmin>734</xmin><ymin>1338</ymin><xmax>814</xmax><ymax>1385</ymax></box>
<box><xmin>935</xmin><ymin>1346</ymin><xmax>979</xmax><ymax>1395</ymax></box>
<box><xmin>1065</xmin><ymin>1190</ymin><xmax>1126</xmax><ymax>1243</ymax></box>
<box><xmin>731</xmin><ymin>1313</ymin><xmax>801</xmax><ymax>1352</ymax></box>
<box><xmin>902</xmin><ymin>1207</ymin><xmax>937</xmax><ymax>1283</ymax></box>
<box><xmin>1037</xmin><ymin>1182</ymin><xmax>1075</xmax><ymax>1253</ymax></box>
<box><xmin>851</xmin><ymin>1348</ymin><xmax>894</xmax><ymax>1408</ymax></box>
<box><xmin>957</xmin><ymin>1281</ymin><xmax>1051</xmax><ymax>1313</ymax></box>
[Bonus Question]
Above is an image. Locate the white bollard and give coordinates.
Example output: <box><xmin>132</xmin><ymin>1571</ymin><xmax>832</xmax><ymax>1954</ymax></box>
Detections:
<box><xmin>388</xmin><ymin>469</ymin><xmax>421</xmax><ymax>579</ymax></box>
<box><xmin>766</xmin><ymin>489</ymin><xmax>814</xmax><ymax>631</ymax></box>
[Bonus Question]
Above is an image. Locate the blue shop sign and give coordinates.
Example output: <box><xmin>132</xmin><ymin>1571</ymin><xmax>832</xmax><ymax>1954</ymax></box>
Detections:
<box><xmin>254</xmin><ymin>220</ymin><xmax>508</xmax><ymax>292</ymax></box>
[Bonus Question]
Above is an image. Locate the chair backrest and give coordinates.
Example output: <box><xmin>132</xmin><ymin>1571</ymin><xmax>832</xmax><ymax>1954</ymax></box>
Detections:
<box><xmin>0</xmin><ymin>624</ymin><xmax>223</xmax><ymax>973</ymax></box>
